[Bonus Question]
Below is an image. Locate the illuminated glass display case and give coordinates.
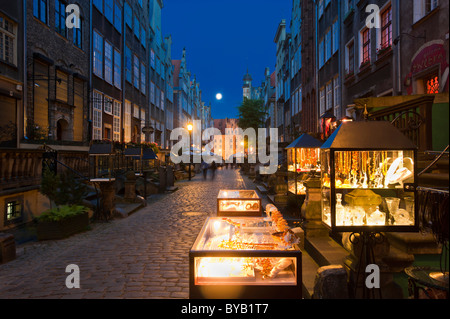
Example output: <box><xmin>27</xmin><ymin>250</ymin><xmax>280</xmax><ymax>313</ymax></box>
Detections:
<box><xmin>88</xmin><ymin>142</ymin><xmax>117</xmax><ymax>182</ymax></box>
<box><xmin>217</xmin><ymin>190</ymin><xmax>262</xmax><ymax>216</ymax></box>
<box><xmin>286</xmin><ymin>134</ymin><xmax>322</xmax><ymax>195</ymax></box>
<box><xmin>124</xmin><ymin>146</ymin><xmax>158</xmax><ymax>175</ymax></box>
<box><xmin>321</xmin><ymin>121</ymin><xmax>418</xmax><ymax>232</ymax></box>
<box><xmin>189</xmin><ymin>216</ymin><xmax>302</xmax><ymax>299</ymax></box>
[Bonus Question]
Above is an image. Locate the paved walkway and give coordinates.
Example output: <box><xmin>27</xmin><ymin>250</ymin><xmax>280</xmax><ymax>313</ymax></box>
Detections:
<box><xmin>0</xmin><ymin>167</ymin><xmax>266</xmax><ymax>299</ymax></box>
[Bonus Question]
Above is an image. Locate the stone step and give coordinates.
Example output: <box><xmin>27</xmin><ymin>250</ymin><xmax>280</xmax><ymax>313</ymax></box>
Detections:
<box><xmin>418</xmin><ymin>173</ymin><xmax>449</xmax><ymax>188</ymax></box>
<box><xmin>384</xmin><ymin>232</ymin><xmax>442</xmax><ymax>255</ymax></box>
<box><xmin>256</xmin><ymin>185</ymin><xmax>268</xmax><ymax>194</ymax></box>
<box><xmin>299</xmin><ymin>248</ymin><xmax>320</xmax><ymax>299</ymax></box>
<box><xmin>304</xmin><ymin>235</ymin><xmax>349</xmax><ymax>268</ymax></box>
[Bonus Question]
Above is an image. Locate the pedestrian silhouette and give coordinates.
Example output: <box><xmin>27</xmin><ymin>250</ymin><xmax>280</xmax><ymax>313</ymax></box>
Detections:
<box><xmin>201</xmin><ymin>160</ymin><xmax>208</xmax><ymax>180</ymax></box>
<box><xmin>210</xmin><ymin>161</ymin><xmax>217</xmax><ymax>180</ymax></box>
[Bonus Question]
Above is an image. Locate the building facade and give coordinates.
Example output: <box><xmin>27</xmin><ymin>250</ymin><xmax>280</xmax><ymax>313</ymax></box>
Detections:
<box><xmin>0</xmin><ymin>0</ymin><xmax>25</xmax><ymax>148</ymax></box>
<box><xmin>290</xmin><ymin>0</ymin><xmax>302</xmax><ymax>138</ymax></box>
<box><xmin>274</xmin><ymin>19</ymin><xmax>289</xmax><ymax>143</ymax></box>
<box><xmin>25</xmin><ymin>0</ymin><xmax>90</xmax><ymax>148</ymax></box>
<box><xmin>316</xmin><ymin>0</ymin><xmax>341</xmax><ymax>138</ymax></box>
<box><xmin>300</xmin><ymin>0</ymin><xmax>318</xmax><ymax>134</ymax></box>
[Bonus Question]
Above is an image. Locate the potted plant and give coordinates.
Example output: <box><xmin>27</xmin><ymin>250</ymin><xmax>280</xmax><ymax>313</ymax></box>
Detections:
<box><xmin>38</xmin><ymin>168</ymin><xmax>90</xmax><ymax>240</ymax></box>
<box><xmin>37</xmin><ymin>205</ymin><xmax>89</xmax><ymax>240</ymax></box>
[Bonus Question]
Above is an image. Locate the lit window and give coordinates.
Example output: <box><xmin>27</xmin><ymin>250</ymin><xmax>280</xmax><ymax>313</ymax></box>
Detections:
<box><xmin>426</xmin><ymin>75</ymin><xmax>439</xmax><ymax>94</ymax></box>
<box><xmin>361</xmin><ymin>28</ymin><xmax>370</xmax><ymax>65</ymax></box>
<box><xmin>381</xmin><ymin>5</ymin><xmax>392</xmax><ymax>48</ymax></box>
<box><xmin>113</xmin><ymin>100</ymin><xmax>121</xmax><ymax>142</ymax></box>
<box><xmin>93</xmin><ymin>91</ymin><xmax>103</xmax><ymax>140</ymax></box>
<box><xmin>6</xmin><ymin>199</ymin><xmax>22</xmax><ymax>222</ymax></box>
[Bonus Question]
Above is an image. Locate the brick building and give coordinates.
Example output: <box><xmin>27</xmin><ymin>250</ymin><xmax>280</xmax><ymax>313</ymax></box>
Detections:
<box><xmin>25</xmin><ymin>0</ymin><xmax>90</xmax><ymax>148</ymax></box>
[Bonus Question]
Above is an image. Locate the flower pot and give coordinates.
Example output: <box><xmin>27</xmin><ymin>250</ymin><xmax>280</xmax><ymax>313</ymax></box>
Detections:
<box><xmin>37</xmin><ymin>212</ymin><xmax>89</xmax><ymax>240</ymax></box>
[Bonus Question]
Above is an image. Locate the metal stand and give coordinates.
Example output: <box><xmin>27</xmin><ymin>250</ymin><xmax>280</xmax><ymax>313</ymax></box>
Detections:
<box><xmin>349</xmin><ymin>232</ymin><xmax>384</xmax><ymax>299</ymax></box>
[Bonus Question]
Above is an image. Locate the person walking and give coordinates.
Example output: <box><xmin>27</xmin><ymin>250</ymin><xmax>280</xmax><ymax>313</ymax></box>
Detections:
<box><xmin>201</xmin><ymin>160</ymin><xmax>208</xmax><ymax>180</ymax></box>
<box><xmin>210</xmin><ymin>161</ymin><xmax>217</xmax><ymax>180</ymax></box>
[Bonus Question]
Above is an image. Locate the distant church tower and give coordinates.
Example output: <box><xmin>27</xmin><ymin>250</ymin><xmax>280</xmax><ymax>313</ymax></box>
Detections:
<box><xmin>243</xmin><ymin>69</ymin><xmax>252</xmax><ymax>100</ymax></box>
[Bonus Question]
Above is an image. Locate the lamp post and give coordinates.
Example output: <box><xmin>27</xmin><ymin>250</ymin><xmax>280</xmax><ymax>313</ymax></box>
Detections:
<box><xmin>187</xmin><ymin>123</ymin><xmax>193</xmax><ymax>181</ymax></box>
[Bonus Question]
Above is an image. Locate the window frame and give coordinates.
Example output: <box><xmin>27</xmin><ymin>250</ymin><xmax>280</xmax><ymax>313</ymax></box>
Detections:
<box><xmin>0</xmin><ymin>13</ymin><xmax>17</xmax><ymax>65</ymax></box>
<box><xmin>4</xmin><ymin>196</ymin><xmax>23</xmax><ymax>225</ymax></box>
<box><xmin>92</xmin><ymin>90</ymin><xmax>103</xmax><ymax>140</ymax></box>
<box><xmin>55</xmin><ymin>0</ymin><xmax>67</xmax><ymax>37</ymax></box>
<box><xmin>104</xmin><ymin>40</ymin><xmax>113</xmax><ymax>84</ymax></box>
<box><xmin>33</xmin><ymin>0</ymin><xmax>48</xmax><ymax>24</ymax></box>
<box><xmin>380</xmin><ymin>4</ymin><xmax>392</xmax><ymax>49</ymax></box>
<box><xmin>93</xmin><ymin>30</ymin><xmax>104</xmax><ymax>78</ymax></box>
<box><xmin>114</xmin><ymin>48</ymin><xmax>121</xmax><ymax>89</ymax></box>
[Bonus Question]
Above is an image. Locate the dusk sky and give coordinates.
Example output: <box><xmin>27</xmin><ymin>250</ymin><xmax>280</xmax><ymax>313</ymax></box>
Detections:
<box><xmin>162</xmin><ymin>0</ymin><xmax>292</xmax><ymax>121</ymax></box>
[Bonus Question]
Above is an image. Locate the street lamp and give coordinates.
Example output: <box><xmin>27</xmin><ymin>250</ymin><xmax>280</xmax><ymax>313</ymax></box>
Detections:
<box><xmin>187</xmin><ymin>123</ymin><xmax>193</xmax><ymax>181</ymax></box>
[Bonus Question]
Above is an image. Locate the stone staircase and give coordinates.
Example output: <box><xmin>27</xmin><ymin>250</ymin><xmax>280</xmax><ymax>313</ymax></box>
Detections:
<box><xmin>417</xmin><ymin>148</ymin><xmax>449</xmax><ymax>190</ymax></box>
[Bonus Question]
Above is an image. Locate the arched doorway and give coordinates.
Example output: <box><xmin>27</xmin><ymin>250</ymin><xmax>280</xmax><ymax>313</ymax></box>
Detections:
<box><xmin>56</xmin><ymin>119</ymin><xmax>70</xmax><ymax>141</ymax></box>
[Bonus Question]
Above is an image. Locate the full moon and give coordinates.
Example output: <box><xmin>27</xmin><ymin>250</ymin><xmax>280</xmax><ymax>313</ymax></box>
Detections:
<box><xmin>216</xmin><ymin>93</ymin><xmax>223</xmax><ymax>100</ymax></box>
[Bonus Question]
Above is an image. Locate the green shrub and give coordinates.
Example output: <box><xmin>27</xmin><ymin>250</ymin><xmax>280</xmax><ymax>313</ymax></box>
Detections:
<box><xmin>39</xmin><ymin>205</ymin><xmax>88</xmax><ymax>222</ymax></box>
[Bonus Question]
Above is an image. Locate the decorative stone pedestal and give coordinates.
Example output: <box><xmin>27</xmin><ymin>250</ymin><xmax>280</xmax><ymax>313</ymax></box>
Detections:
<box><xmin>97</xmin><ymin>181</ymin><xmax>116</xmax><ymax>221</ymax></box>
<box><xmin>301</xmin><ymin>176</ymin><xmax>328</xmax><ymax>237</ymax></box>
<box><xmin>124</xmin><ymin>171</ymin><xmax>137</xmax><ymax>201</ymax></box>
<box><xmin>341</xmin><ymin>232</ymin><xmax>408</xmax><ymax>299</ymax></box>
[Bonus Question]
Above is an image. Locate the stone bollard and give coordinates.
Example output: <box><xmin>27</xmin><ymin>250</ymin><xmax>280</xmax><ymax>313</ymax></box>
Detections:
<box><xmin>166</xmin><ymin>166</ymin><xmax>174</xmax><ymax>187</ymax></box>
<box><xmin>313</xmin><ymin>265</ymin><xmax>349</xmax><ymax>299</ymax></box>
<box><xmin>158</xmin><ymin>166</ymin><xmax>167</xmax><ymax>193</ymax></box>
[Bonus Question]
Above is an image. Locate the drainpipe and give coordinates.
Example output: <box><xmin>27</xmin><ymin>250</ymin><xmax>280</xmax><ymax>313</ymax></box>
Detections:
<box><xmin>337</xmin><ymin>0</ymin><xmax>342</xmax><ymax>120</ymax></box>
<box><xmin>314</xmin><ymin>1</ymin><xmax>319</xmax><ymax>133</ymax></box>
<box><xmin>21</xmin><ymin>0</ymin><xmax>27</xmax><ymax>148</ymax></box>
<box><xmin>89</xmin><ymin>0</ymin><xmax>93</xmax><ymax>140</ymax></box>
<box><xmin>395</xmin><ymin>0</ymin><xmax>401</xmax><ymax>95</ymax></box>
<box><xmin>122</xmin><ymin>0</ymin><xmax>126</xmax><ymax>143</ymax></box>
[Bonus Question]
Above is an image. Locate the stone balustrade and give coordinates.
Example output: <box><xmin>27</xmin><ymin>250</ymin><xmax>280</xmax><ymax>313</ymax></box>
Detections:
<box><xmin>0</xmin><ymin>149</ymin><xmax>44</xmax><ymax>192</ymax></box>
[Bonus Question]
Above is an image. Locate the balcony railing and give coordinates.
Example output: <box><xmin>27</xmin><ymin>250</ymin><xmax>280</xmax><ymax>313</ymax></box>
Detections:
<box><xmin>370</xmin><ymin>95</ymin><xmax>435</xmax><ymax>151</ymax></box>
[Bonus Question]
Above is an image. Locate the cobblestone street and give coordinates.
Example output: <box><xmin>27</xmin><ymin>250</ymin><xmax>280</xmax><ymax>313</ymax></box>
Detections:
<box><xmin>0</xmin><ymin>167</ymin><xmax>266</xmax><ymax>299</ymax></box>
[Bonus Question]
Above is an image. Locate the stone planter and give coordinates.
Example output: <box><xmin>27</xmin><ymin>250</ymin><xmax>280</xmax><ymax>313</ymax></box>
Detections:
<box><xmin>37</xmin><ymin>212</ymin><xmax>89</xmax><ymax>241</ymax></box>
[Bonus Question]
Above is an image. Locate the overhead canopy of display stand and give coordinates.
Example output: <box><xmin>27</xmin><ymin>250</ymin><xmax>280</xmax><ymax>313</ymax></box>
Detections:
<box><xmin>320</xmin><ymin>120</ymin><xmax>419</xmax><ymax>233</ymax></box>
<box><xmin>321</xmin><ymin>120</ymin><xmax>417</xmax><ymax>150</ymax></box>
<box><xmin>285</xmin><ymin>133</ymin><xmax>323</xmax><ymax>195</ymax></box>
